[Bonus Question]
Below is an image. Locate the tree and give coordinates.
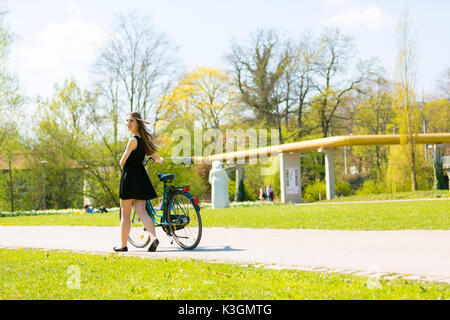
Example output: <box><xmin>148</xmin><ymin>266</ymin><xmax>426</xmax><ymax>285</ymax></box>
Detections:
<box><xmin>422</xmin><ymin>98</ymin><xmax>450</xmax><ymax>133</ymax></box>
<box><xmin>291</xmin><ymin>34</ymin><xmax>317</xmax><ymax>136</ymax></box>
<box><xmin>0</xmin><ymin>7</ymin><xmax>23</xmax><ymax>152</ymax></box>
<box><xmin>236</xmin><ymin>177</ymin><xmax>247</xmax><ymax>202</ymax></box>
<box><xmin>353</xmin><ymin>78</ymin><xmax>395</xmax><ymax>179</ymax></box>
<box><xmin>310</xmin><ymin>28</ymin><xmax>379</xmax><ymax>138</ymax></box>
<box><xmin>276</xmin><ymin>33</ymin><xmax>318</xmax><ymax>140</ymax></box>
<box><xmin>392</xmin><ymin>8</ymin><xmax>421</xmax><ymax>191</ymax></box>
<box><xmin>159</xmin><ymin>67</ymin><xmax>241</xmax><ymax>129</ymax></box>
<box><xmin>93</xmin><ymin>12</ymin><xmax>179</xmax><ymax>132</ymax></box>
<box><xmin>31</xmin><ymin>80</ymin><xmax>93</xmax><ymax>208</ymax></box>
<box><xmin>226</xmin><ymin>28</ymin><xmax>293</xmax><ymax>143</ymax></box>
<box><xmin>32</xmin><ymin>80</ymin><xmax>124</xmax><ymax>208</ymax></box>
<box><xmin>386</xmin><ymin>144</ymin><xmax>433</xmax><ymax>193</ymax></box>
<box><xmin>0</xmin><ymin>124</ymin><xmax>21</xmax><ymax>212</ymax></box>
<box><xmin>422</xmin><ymin>98</ymin><xmax>449</xmax><ymax>190</ymax></box>
<box><xmin>434</xmin><ymin>66</ymin><xmax>450</xmax><ymax>100</ymax></box>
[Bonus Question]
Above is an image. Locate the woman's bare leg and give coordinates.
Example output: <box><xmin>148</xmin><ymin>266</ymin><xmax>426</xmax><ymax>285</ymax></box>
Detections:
<box><xmin>119</xmin><ymin>199</ymin><xmax>132</xmax><ymax>248</ymax></box>
<box><xmin>135</xmin><ymin>200</ymin><xmax>158</xmax><ymax>242</ymax></box>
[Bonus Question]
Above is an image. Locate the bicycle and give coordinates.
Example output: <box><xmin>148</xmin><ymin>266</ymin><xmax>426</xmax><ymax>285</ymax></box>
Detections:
<box><xmin>119</xmin><ymin>156</ymin><xmax>202</xmax><ymax>250</ymax></box>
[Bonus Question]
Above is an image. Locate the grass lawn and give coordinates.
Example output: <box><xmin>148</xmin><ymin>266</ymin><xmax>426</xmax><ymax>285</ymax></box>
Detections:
<box><xmin>323</xmin><ymin>190</ymin><xmax>450</xmax><ymax>202</ymax></box>
<box><xmin>202</xmin><ymin>200</ymin><xmax>450</xmax><ymax>230</ymax></box>
<box><xmin>1</xmin><ymin>248</ymin><xmax>448</xmax><ymax>300</ymax></box>
<box><xmin>1</xmin><ymin>199</ymin><xmax>449</xmax><ymax>230</ymax></box>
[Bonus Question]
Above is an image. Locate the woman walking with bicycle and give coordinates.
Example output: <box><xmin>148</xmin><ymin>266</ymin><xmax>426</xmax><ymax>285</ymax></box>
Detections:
<box><xmin>114</xmin><ymin>112</ymin><xmax>164</xmax><ymax>253</ymax></box>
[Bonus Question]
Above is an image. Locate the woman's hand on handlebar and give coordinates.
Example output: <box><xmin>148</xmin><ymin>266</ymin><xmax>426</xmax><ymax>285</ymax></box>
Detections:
<box><xmin>151</xmin><ymin>153</ymin><xmax>164</xmax><ymax>164</ymax></box>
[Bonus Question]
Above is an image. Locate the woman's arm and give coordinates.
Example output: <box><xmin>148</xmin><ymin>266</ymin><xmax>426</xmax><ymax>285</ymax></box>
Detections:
<box><xmin>150</xmin><ymin>152</ymin><xmax>164</xmax><ymax>164</ymax></box>
<box><xmin>119</xmin><ymin>138</ymin><xmax>137</xmax><ymax>170</ymax></box>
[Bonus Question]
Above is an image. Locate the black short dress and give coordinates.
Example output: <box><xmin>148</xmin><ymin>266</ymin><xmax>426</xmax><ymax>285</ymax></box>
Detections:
<box><xmin>119</xmin><ymin>135</ymin><xmax>158</xmax><ymax>200</ymax></box>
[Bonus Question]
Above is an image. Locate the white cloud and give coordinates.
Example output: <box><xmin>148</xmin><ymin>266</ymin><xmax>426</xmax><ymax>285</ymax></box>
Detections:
<box><xmin>323</xmin><ymin>0</ymin><xmax>352</xmax><ymax>7</ymax></box>
<box><xmin>12</xmin><ymin>5</ymin><xmax>107</xmax><ymax>99</ymax></box>
<box><xmin>326</xmin><ymin>5</ymin><xmax>394</xmax><ymax>30</ymax></box>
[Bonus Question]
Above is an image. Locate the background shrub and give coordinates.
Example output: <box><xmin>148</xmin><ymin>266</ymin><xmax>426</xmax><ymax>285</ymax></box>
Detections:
<box><xmin>303</xmin><ymin>180</ymin><xmax>352</xmax><ymax>202</ymax></box>
<box><xmin>356</xmin><ymin>180</ymin><xmax>385</xmax><ymax>195</ymax></box>
<box><xmin>303</xmin><ymin>181</ymin><xmax>326</xmax><ymax>202</ymax></box>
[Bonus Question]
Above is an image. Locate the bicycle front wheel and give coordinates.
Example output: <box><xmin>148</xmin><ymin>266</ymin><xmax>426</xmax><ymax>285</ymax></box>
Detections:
<box><xmin>166</xmin><ymin>190</ymin><xmax>202</xmax><ymax>250</ymax></box>
<box><xmin>119</xmin><ymin>206</ymin><xmax>151</xmax><ymax>248</ymax></box>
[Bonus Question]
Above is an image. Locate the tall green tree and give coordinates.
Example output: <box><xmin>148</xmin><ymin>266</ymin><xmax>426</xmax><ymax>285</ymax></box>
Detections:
<box><xmin>33</xmin><ymin>80</ymin><xmax>125</xmax><ymax>208</ymax></box>
<box><xmin>30</xmin><ymin>80</ymin><xmax>93</xmax><ymax>208</ymax></box>
<box><xmin>391</xmin><ymin>8</ymin><xmax>421</xmax><ymax>191</ymax></box>
<box><xmin>353</xmin><ymin>78</ymin><xmax>395</xmax><ymax>179</ymax></box>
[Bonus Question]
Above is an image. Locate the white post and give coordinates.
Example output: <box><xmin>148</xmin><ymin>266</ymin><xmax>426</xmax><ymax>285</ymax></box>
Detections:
<box><xmin>279</xmin><ymin>151</ymin><xmax>302</xmax><ymax>203</ymax></box>
<box><xmin>39</xmin><ymin>160</ymin><xmax>48</xmax><ymax>210</ymax></box>
<box><xmin>83</xmin><ymin>178</ymin><xmax>91</xmax><ymax>206</ymax></box>
<box><xmin>344</xmin><ymin>146</ymin><xmax>348</xmax><ymax>175</ymax></box>
<box><xmin>279</xmin><ymin>152</ymin><xmax>286</xmax><ymax>203</ymax></box>
<box><xmin>319</xmin><ymin>148</ymin><xmax>335</xmax><ymax>200</ymax></box>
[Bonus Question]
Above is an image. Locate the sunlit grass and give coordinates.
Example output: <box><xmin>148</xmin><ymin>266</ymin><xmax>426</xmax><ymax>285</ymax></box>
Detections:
<box><xmin>1</xmin><ymin>248</ymin><xmax>448</xmax><ymax>300</ymax></box>
<box><xmin>324</xmin><ymin>190</ymin><xmax>450</xmax><ymax>202</ymax></box>
<box><xmin>1</xmin><ymin>199</ymin><xmax>449</xmax><ymax>230</ymax></box>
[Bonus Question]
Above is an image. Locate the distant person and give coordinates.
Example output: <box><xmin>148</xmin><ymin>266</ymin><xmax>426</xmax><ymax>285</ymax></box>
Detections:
<box><xmin>83</xmin><ymin>204</ymin><xmax>93</xmax><ymax>213</ymax></box>
<box><xmin>259</xmin><ymin>185</ymin><xmax>267</xmax><ymax>201</ymax></box>
<box><xmin>98</xmin><ymin>206</ymin><xmax>108</xmax><ymax>213</ymax></box>
<box><xmin>266</xmin><ymin>184</ymin><xmax>274</xmax><ymax>202</ymax></box>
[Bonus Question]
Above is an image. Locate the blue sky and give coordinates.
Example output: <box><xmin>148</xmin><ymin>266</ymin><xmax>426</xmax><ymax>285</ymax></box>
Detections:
<box><xmin>5</xmin><ymin>0</ymin><xmax>450</xmax><ymax>101</ymax></box>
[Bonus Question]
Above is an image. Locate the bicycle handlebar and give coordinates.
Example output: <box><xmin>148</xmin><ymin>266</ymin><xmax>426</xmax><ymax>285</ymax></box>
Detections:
<box><xmin>143</xmin><ymin>156</ymin><xmax>194</xmax><ymax>166</ymax></box>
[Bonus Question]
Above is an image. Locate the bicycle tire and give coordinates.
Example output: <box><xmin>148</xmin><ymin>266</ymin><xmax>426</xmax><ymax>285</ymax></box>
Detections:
<box><xmin>119</xmin><ymin>206</ymin><xmax>151</xmax><ymax>248</ymax></box>
<box><xmin>165</xmin><ymin>190</ymin><xmax>202</xmax><ymax>250</ymax></box>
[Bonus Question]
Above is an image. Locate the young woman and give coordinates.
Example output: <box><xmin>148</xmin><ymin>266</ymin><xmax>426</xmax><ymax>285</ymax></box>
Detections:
<box><xmin>114</xmin><ymin>112</ymin><xmax>164</xmax><ymax>252</ymax></box>
<box><xmin>259</xmin><ymin>185</ymin><xmax>266</xmax><ymax>201</ymax></box>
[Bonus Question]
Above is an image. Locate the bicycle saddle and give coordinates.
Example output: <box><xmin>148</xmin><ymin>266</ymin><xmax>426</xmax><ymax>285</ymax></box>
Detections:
<box><xmin>158</xmin><ymin>173</ymin><xmax>175</xmax><ymax>182</ymax></box>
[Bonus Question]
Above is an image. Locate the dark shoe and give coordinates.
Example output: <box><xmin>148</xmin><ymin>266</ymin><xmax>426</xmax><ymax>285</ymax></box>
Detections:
<box><xmin>148</xmin><ymin>239</ymin><xmax>159</xmax><ymax>252</ymax></box>
<box><xmin>113</xmin><ymin>246</ymin><xmax>128</xmax><ymax>252</ymax></box>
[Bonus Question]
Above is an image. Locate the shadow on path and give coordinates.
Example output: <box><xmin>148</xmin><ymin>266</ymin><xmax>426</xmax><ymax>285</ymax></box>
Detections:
<box><xmin>127</xmin><ymin>245</ymin><xmax>245</xmax><ymax>254</ymax></box>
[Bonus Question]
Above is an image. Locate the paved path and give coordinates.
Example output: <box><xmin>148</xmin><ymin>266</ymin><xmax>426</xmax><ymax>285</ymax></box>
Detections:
<box><xmin>1</xmin><ymin>226</ymin><xmax>449</xmax><ymax>283</ymax></box>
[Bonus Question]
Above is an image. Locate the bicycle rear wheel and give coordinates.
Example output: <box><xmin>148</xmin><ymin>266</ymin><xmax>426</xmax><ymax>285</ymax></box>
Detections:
<box><xmin>166</xmin><ymin>190</ymin><xmax>202</xmax><ymax>250</ymax></box>
<box><xmin>119</xmin><ymin>206</ymin><xmax>151</xmax><ymax>248</ymax></box>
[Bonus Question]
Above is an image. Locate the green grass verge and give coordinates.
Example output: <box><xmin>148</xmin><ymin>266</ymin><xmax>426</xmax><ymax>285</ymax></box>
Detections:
<box><xmin>0</xmin><ymin>210</ymin><xmax>119</xmax><ymax>227</ymax></box>
<box><xmin>1</xmin><ymin>248</ymin><xmax>448</xmax><ymax>300</ymax></box>
<box><xmin>1</xmin><ymin>200</ymin><xmax>449</xmax><ymax>230</ymax></box>
<box><xmin>324</xmin><ymin>190</ymin><xmax>450</xmax><ymax>202</ymax></box>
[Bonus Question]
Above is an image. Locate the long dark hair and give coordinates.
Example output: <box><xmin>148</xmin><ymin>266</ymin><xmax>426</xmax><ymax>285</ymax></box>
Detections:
<box><xmin>128</xmin><ymin>112</ymin><xmax>159</xmax><ymax>156</ymax></box>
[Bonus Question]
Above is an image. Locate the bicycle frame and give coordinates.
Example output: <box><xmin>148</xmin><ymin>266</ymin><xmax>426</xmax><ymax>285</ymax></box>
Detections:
<box><xmin>129</xmin><ymin>155</ymin><xmax>201</xmax><ymax>229</ymax></box>
<box><xmin>143</xmin><ymin>182</ymin><xmax>171</xmax><ymax>228</ymax></box>
<box><xmin>132</xmin><ymin>180</ymin><xmax>199</xmax><ymax>230</ymax></box>
<box><xmin>125</xmin><ymin>155</ymin><xmax>202</xmax><ymax>250</ymax></box>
